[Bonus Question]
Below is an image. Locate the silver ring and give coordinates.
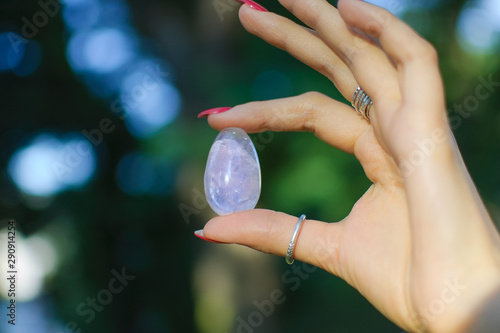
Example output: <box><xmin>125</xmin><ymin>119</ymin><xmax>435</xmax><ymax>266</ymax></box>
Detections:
<box><xmin>285</xmin><ymin>214</ymin><xmax>306</xmax><ymax>265</ymax></box>
<box><xmin>351</xmin><ymin>86</ymin><xmax>373</xmax><ymax>121</ymax></box>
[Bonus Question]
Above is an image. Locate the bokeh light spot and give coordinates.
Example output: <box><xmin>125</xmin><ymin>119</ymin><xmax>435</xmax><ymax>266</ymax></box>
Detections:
<box><xmin>12</xmin><ymin>39</ymin><xmax>42</xmax><ymax>77</ymax></box>
<box><xmin>62</xmin><ymin>0</ymin><xmax>101</xmax><ymax>32</ymax></box>
<box><xmin>119</xmin><ymin>64</ymin><xmax>181</xmax><ymax>138</ymax></box>
<box><xmin>0</xmin><ymin>231</ymin><xmax>44</xmax><ymax>302</ymax></box>
<box><xmin>0</xmin><ymin>32</ymin><xmax>40</xmax><ymax>76</ymax></box>
<box><xmin>0</xmin><ymin>32</ymin><xmax>25</xmax><ymax>71</ymax></box>
<box><xmin>457</xmin><ymin>0</ymin><xmax>500</xmax><ymax>53</ymax></box>
<box><xmin>83</xmin><ymin>28</ymin><xmax>134</xmax><ymax>73</ymax></box>
<box><xmin>8</xmin><ymin>134</ymin><xmax>97</xmax><ymax>197</ymax></box>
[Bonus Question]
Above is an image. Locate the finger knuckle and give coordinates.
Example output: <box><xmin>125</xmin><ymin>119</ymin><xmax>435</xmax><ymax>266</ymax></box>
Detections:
<box><xmin>364</xmin><ymin>20</ymin><xmax>383</xmax><ymax>37</ymax></box>
<box><xmin>302</xmin><ymin>91</ymin><xmax>325</xmax><ymax>100</ymax></box>
<box><xmin>400</xmin><ymin>39</ymin><xmax>438</xmax><ymax>65</ymax></box>
<box><xmin>374</xmin><ymin>8</ymin><xmax>394</xmax><ymax>28</ymax></box>
<box><xmin>339</xmin><ymin>43</ymin><xmax>356</xmax><ymax>67</ymax></box>
<box><xmin>420</xmin><ymin>41</ymin><xmax>439</xmax><ymax>63</ymax></box>
<box><xmin>339</xmin><ymin>39</ymin><xmax>366</xmax><ymax>67</ymax></box>
<box><xmin>263</xmin><ymin>210</ymin><xmax>282</xmax><ymax>238</ymax></box>
<box><xmin>314</xmin><ymin>8</ymin><xmax>330</xmax><ymax>27</ymax></box>
<box><xmin>364</xmin><ymin>8</ymin><xmax>394</xmax><ymax>36</ymax></box>
<box><xmin>320</xmin><ymin>59</ymin><xmax>337</xmax><ymax>79</ymax></box>
<box><xmin>297</xmin><ymin>92</ymin><xmax>326</xmax><ymax>134</ymax></box>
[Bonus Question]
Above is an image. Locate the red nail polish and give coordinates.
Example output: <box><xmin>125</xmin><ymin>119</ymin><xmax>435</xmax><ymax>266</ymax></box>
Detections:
<box><xmin>194</xmin><ymin>230</ymin><xmax>225</xmax><ymax>244</ymax></box>
<box><xmin>197</xmin><ymin>107</ymin><xmax>232</xmax><ymax>118</ymax></box>
<box><xmin>237</xmin><ymin>0</ymin><xmax>269</xmax><ymax>12</ymax></box>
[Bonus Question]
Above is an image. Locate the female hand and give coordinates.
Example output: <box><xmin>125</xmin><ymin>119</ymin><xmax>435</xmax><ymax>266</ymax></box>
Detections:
<box><xmin>197</xmin><ymin>1</ymin><xmax>500</xmax><ymax>331</ymax></box>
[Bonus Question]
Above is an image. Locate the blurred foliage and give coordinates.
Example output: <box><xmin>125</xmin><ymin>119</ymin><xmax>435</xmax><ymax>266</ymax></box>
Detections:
<box><xmin>0</xmin><ymin>0</ymin><xmax>500</xmax><ymax>332</ymax></box>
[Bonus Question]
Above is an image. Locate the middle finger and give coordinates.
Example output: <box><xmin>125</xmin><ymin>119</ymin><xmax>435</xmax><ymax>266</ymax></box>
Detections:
<box><xmin>239</xmin><ymin>5</ymin><xmax>358</xmax><ymax>100</ymax></box>
<box><xmin>279</xmin><ymin>0</ymin><xmax>399</xmax><ymax>103</ymax></box>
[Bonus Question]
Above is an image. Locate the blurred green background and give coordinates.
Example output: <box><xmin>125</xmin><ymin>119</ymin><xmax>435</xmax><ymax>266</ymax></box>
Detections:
<box><xmin>0</xmin><ymin>0</ymin><xmax>499</xmax><ymax>332</ymax></box>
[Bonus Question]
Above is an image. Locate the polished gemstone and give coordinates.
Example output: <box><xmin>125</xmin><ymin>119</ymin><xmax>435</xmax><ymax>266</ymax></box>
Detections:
<box><xmin>204</xmin><ymin>127</ymin><xmax>261</xmax><ymax>215</ymax></box>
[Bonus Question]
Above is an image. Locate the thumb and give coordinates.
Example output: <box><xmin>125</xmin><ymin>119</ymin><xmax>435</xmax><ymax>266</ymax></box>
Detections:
<box><xmin>197</xmin><ymin>209</ymin><xmax>344</xmax><ymax>273</ymax></box>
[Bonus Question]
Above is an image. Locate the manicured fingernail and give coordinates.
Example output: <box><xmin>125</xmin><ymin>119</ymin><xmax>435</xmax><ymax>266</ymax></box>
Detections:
<box><xmin>194</xmin><ymin>230</ymin><xmax>225</xmax><ymax>244</ymax></box>
<box><xmin>197</xmin><ymin>107</ymin><xmax>232</xmax><ymax>118</ymax></box>
<box><xmin>237</xmin><ymin>0</ymin><xmax>269</xmax><ymax>12</ymax></box>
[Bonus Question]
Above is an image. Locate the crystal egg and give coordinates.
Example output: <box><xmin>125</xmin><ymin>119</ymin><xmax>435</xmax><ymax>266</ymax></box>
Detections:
<box><xmin>204</xmin><ymin>127</ymin><xmax>261</xmax><ymax>215</ymax></box>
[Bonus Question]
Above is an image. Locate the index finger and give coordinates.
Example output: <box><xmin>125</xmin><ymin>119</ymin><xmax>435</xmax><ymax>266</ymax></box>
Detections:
<box><xmin>206</xmin><ymin>92</ymin><xmax>369</xmax><ymax>155</ymax></box>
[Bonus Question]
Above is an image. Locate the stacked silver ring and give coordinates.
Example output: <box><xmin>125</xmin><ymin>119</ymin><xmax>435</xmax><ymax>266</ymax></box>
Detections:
<box><xmin>351</xmin><ymin>86</ymin><xmax>373</xmax><ymax>121</ymax></box>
